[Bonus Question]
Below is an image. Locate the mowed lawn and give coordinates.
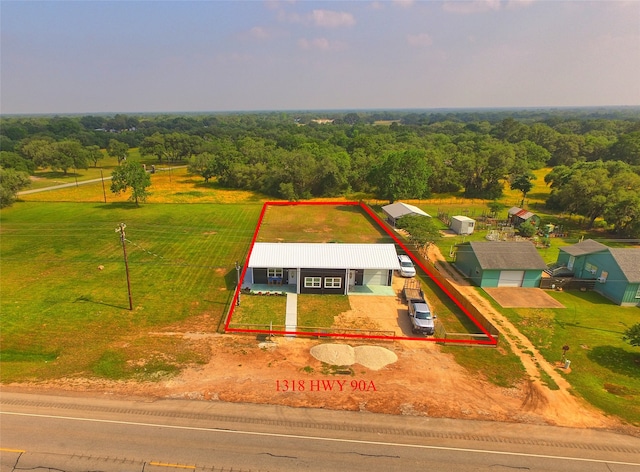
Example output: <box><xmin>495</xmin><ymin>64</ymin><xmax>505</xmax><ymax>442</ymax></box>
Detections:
<box><xmin>1</xmin><ymin>202</ymin><xmax>262</xmax><ymax>381</ymax></box>
<box><xmin>257</xmin><ymin>203</ymin><xmax>393</xmax><ymax>244</ymax></box>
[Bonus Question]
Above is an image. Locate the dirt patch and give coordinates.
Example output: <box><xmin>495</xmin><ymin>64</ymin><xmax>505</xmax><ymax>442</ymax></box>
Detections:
<box><xmin>485</xmin><ymin>288</ymin><xmax>565</xmax><ymax>308</ymax></box>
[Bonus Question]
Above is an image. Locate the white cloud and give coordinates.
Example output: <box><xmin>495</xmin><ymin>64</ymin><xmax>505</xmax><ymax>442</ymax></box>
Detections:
<box><xmin>297</xmin><ymin>37</ymin><xmax>346</xmax><ymax>51</ymax></box>
<box><xmin>392</xmin><ymin>0</ymin><xmax>415</xmax><ymax>8</ymax></box>
<box><xmin>441</xmin><ymin>0</ymin><xmax>535</xmax><ymax>14</ymax></box>
<box><xmin>407</xmin><ymin>33</ymin><xmax>433</xmax><ymax>47</ymax></box>
<box><xmin>311</xmin><ymin>10</ymin><xmax>356</xmax><ymax>28</ymax></box>
<box><xmin>442</xmin><ymin>0</ymin><xmax>501</xmax><ymax>14</ymax></box>
<box><xmin>249</xmin><ymin>27</ymin><xmax>271</xmax><ymax>40</ymax></box>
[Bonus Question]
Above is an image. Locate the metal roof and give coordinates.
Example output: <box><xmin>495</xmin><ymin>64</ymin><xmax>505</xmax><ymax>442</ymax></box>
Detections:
<box><xmin>381</xmin><ymin>202</ymin><xmax>431</xmax><ymax>219</ymax></box>
<box><xmin>451</xmin><ymin>215</ymin><xmax>475</xmax><ymax>222</ymax></box>
<box><xmin>466</xmin><ymin>241</ymin><xmax>547</xmax><ymax>270</ymax></box>
<box><xmin>248</xmin><ymin>243</ymin><xmax>401</xmax><ymax>270</ymax></box>
<box><xmin>508</xmin><ymin>207</ymin><xmax>536</xmax><ymax>221</ymax></box>
<box><xmin>560</xmin><ymin>239</ymin><xmax>609</xmax><ymax>256</ymax></box>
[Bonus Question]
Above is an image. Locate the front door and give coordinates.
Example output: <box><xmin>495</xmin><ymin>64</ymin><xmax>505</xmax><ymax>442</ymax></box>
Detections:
<box><xmin>348</xmin><ymin>270</ymin><xmax>357</xmax><ymax>291</ymax></box>
<box><xmin>288</xmin><ymin>269</ymin><xmax>297</xmax><ymax>285</ymax></box>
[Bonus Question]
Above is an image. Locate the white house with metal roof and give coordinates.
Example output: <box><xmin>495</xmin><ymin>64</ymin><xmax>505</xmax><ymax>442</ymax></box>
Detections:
<box><xmin>381</xmin><ymin>202</ymin><xmax>431</xmax><ymax>227</ymax></box>
<box><xmin>243</xmin><ymin>243</ymin><xmax>401</xmax><ymax>295</ymax></box>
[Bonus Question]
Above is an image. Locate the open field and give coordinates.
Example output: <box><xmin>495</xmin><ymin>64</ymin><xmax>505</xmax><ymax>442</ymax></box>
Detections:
<box><xmin>1</xmin><ymin>202</ymin><xmax>262</xmax><ymax>382</ymax></box>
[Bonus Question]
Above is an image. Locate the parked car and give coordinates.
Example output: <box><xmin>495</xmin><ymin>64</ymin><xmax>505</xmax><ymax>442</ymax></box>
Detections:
<box><xmin>397</xmin><ymin>254</ymin><xmax>416</xmax><ymax>277</ymax></box>
<box><xmin>408</xmin><ymin>299</ymin><xmax>436</xmax><ymax>335</ymax></box>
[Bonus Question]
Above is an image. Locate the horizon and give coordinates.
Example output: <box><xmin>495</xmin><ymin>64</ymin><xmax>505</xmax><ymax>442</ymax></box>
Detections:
<box><xmin>4</xmin><ymin>104</ymin><xmax>640</xmax><ymax>119</ymax></box>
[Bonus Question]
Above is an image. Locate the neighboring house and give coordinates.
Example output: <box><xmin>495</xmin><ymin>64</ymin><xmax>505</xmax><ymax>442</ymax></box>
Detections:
<box><xmin>508</xmin><ymin>207</ymin><xmax>541</xmax><ymax>228</ymax></box>
<box><xmin>382</xmin><ymin>202</ymin><xmax>431</xmax><ymax>227</ymax></box>
<box><xmin>556</xmin><ymin>239</ymin><xmax>640</xmax><ymax>306</ymax></box>
<box><xmin>243</xmin><ymin>243</ymin><xmax>401</xmax><ymax>295</ymax></box>
<box><xmin>455</xmin><ymin>241</ymin><xmax>547</xmax><ymax>287</ymax></box>
<box><xmin>450</xmin><ymin>215</ymin><xmax>475</xmax><ymax>235</ymax></box>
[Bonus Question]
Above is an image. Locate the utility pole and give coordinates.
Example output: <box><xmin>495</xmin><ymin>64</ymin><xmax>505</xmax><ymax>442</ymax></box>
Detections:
<box><xmin>116</xmin><ymin>223</ymin><xmax>133</xmax><ymax>310</ymax></box>
<box><xmin>235</xmin><ymin>261</ymin><xmax>241</xmax><ymax>306</ymax></box>
<box><xmin>100</xmin><ymin>170</ymin><xmax>107</xmax><ymax>203</ymax></box>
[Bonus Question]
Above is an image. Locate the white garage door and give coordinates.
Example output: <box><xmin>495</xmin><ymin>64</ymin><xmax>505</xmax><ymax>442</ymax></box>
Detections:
<box><xmin>498</xmin><ymin>271</ymin><xmax>524</xmax><ymax>287</ymax></box>
<box><xmin>363</xmin><ymin>269</ymin><xmax>387</xmax><ymax>286</ymax></box>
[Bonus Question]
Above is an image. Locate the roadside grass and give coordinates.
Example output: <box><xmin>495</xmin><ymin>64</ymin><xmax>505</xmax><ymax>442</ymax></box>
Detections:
<box><xmin>297</xmin><ymin>295</ymin><xmax>351</xmax><ymax>328</ymax></box>
<box><xmin>231</xmin><ymin>294</ymin><xmax>287</xmax><ymax>326</ymax></box>
<box><xmin>482</xmin><ymin>289</ymin><xmax>640</xmax><ymax>425</ymax></box>
<box><xmin>441</xmin><ymin>342</ymin><xmax>527</xmax><ymax>389</ymax></box>
<box><xmin>0</xmin><ymin>201</ymin><xmax>261</xmax><ymax>382</ymax></box>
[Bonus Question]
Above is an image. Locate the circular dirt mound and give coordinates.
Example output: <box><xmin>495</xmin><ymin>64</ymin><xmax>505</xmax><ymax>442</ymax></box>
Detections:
<box><xmin>310</xmin><ymin>344</ymin><xmax>355</xmax><ymax>366</ymax></box>
<box><xmin>354</xmin><ymin>346</ymin><xmax>398</xmax><ymax>371</ymax></box>
<box><xmin>310</xmin><ymin>344</ymin><xmax>398</xmax><ymax>370</ymax></box>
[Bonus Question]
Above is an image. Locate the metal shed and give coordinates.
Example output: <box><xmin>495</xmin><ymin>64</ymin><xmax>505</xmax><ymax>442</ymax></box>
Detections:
<box><xmin>450</xmin><ymin>215</ymin><xmax>476</xmax><ymax>235</ymax></box>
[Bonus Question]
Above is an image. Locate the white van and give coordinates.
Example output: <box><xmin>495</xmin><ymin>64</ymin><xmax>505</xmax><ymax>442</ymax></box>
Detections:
<box><xmin>397</xmin><ymin>254</ymin><xmax>416</xmax><ymax>278</ymax></box>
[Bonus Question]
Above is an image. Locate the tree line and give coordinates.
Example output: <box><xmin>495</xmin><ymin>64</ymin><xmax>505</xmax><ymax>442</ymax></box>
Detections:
<box><xmin>1</xmin><ymin>110</ymin><xmax>639</xmax><ymax>236</ymax></box>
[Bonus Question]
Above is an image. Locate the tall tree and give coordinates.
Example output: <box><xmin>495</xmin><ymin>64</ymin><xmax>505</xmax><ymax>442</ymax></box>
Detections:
<box><xmin>110</xmin><ymin>161</ymin><xmax>151</xmax><ymax>205</ymax></box>
<box><xmin>107</xmin><ymin>139</ymin><xmax>129</xmax><ymax>164</ymax></box>
<box><xmin>0</xmin><ymin>167</ymin><xmax>31</xmax><ymax>208</ymax></box>
<box><xmin>52</xmin><ymin>140</ymin><xmax>88</xmax><ymax>174</ymax></box>
<box><xmin>373</xmin><ymin>149</ymin><xmax>431</xmax><ymax>203</ymax></box>
<box><xmin>86</xmin><ymin>145</ymin><xmax>103</xmax><ymax>167</ymax></box>
<box><xmin>510</xmin><ymin>171</ymin><xmax>536</xmax><ymax>207</ymax></box>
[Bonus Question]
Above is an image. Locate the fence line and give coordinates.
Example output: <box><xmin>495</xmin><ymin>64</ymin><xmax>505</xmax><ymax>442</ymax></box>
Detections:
<box><xmin>227</xmin><ymin>324</ymin><xmax>396</xmax><ymax>340</ymax></box>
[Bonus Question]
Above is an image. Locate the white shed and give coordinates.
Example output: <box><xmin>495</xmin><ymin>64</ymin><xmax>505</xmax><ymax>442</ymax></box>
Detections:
<box><xmin>450</xmin><ymin>215</ymin><xmax>475</xmax><ymax>235</ymax></box>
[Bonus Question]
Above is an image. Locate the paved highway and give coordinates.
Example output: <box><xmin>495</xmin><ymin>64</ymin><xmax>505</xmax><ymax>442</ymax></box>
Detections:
<box><xmin>1</xmin><ymin>392</ymin><xmax>639</xmax><ymax>471</ymax></box>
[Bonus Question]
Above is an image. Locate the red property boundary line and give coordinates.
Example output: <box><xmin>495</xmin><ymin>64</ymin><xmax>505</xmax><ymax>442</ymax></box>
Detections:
<box><xmin>224</xmin><ymin>201</ymin><xmax>497</xmax><ymax>346</ymax></box>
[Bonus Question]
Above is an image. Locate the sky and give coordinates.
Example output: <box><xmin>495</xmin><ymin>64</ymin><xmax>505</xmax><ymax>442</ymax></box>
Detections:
<box><xmin>1</xmin><ymin>0</ymin><xmax>639</xmax><ymax>114</ymax></box>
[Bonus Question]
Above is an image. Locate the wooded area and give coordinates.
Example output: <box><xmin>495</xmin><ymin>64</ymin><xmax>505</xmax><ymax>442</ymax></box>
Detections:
<box><xmin>1</xmin><ymin>108</ymin><xmax>639</xmax><ymax>236</ymax></box>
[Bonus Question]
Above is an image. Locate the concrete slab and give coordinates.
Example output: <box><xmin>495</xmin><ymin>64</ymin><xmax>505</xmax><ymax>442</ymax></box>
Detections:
<box><xmin>484</xmin><ymin>288</ymin><xmax>565</xmax><ymax>308</ymax></box>
<box><xmin>285</xmin><ymin>293</ymin><xmax>298</xmax><ymax>332</ymax></box>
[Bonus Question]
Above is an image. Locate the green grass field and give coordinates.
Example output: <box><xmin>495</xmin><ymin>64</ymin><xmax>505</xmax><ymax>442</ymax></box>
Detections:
<box><xmin>1</xmin><ymin>202</ymin><xmax>262</xmax><ymax>381</ymax></box>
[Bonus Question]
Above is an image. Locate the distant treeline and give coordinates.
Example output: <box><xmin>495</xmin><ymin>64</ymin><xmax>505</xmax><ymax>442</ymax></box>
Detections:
<box><xmin>2</xmin><ymin>109</ymin><xmax>640</xmax><ymax>236</ymax></box>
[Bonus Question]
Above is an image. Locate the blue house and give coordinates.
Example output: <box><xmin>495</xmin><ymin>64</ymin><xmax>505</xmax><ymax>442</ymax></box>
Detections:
<box><xmin>454</xmin><ymin>241</ymin><xmax>547</xmax><ymax>288</ymax></box>
<box><xmin>557</xmin><ymin>240</ymin><xmax>640</xmax><ymax>306</ymax></box>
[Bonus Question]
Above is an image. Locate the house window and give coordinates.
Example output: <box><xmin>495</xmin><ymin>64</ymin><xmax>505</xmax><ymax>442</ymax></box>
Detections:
<box><xmin>636</xmin><ymin>285</ymin><xmax>640</xmax><ymax>299</ymax></box>
<box><xmin>267</xmin><ymin>268</ymin><xmax>283</xmax><ymax>278</ymax></box>
<box><xmin>324</xmin><ymin>277</ymin><xmax>342</xmax><ymax>289</ymax></box>
<box><xmin>585</xmin><ymin>262</ymin><xmax>597</xmax><ymax>275</ymax></box>
<box><xmin>304</xmin><ymin>277</ymin><xmax>321</xmax><ymax>288</ymax></box>
<box><xmin>599</xmin><ymin>271</ymin><xmax>608</xmax><ymax>283</ymax></box>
